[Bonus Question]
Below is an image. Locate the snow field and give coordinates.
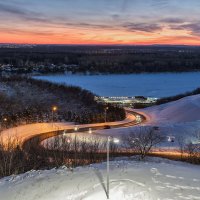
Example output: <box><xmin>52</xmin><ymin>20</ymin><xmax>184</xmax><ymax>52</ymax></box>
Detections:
<box><xmin>0</xmin><ymin>158</ymin><xmax>200</xmax><ymax>200</ymax></box>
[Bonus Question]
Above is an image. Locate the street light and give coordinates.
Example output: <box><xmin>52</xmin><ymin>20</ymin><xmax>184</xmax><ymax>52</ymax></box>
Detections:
<box><xmin>106</xmin><ymin>136</ymin><xmax>120</xmax><ymax>199</ymax></box>
<box><xmin>2</xmin><ymin>117</ymin><xmax>8</xmax><ymax>129</ymax></box>
<box><xmin>74</xmin><ymin>125</ymin><xmax>79</xmax><ymax>132</ymax></box>
<box><xmin>104</xmin><ymin>106</ymin><xmax>109</xmax><ymax>123</ymax></box>
<box><xmin>3</xmin><ymin>117</ymin><xmax>7</xmax><ymax>122</ymax></box>
<box><xmin>88</xmin><ymin>128</ymin><xmax>92</xmax><ymax>134</ymax></box>
<box><xmin>51</xmin><ymin>106</ymin><xmax>57</xmax><ymax>124</ymax></box>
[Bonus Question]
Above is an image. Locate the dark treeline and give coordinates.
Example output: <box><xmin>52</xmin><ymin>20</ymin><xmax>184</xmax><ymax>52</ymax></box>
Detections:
<box><xmin>1</xmin><ymin>45</ymin><xmax>200</xmax><ymax>73</ymax></box>
<box><xmin>0</xmin><ymin>75</ymin><xmax>125</xmax><ymax>129</ymax></box>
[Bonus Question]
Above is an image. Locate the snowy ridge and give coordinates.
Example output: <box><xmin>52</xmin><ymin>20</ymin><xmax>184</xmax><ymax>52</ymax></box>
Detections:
<box><xmin>142</xmin><ymin>94</ymin><xmax>200</xmax><ymax>124</ymax></box>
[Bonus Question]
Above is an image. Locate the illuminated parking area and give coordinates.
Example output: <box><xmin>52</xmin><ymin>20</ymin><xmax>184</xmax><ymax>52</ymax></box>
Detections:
<box><xmin>95</xmin><ymin>96</ymin><xmax>158</xmax><ymax>107</ymax></box>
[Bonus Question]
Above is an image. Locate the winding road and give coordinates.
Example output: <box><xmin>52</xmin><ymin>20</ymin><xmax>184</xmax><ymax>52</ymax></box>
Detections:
<box><xmin>0</xmin><ymin>109</ymin><xmax>146</xmax><ymax>150</ymax></box>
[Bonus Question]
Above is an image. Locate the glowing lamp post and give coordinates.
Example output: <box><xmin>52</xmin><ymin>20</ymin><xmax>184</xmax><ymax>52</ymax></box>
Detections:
<box><xmin>51</xmin><ymin>106</ymin><xmax>57</xmax><ymax>123</ymax></box>
<box><xmin>106</xmin><ymin>136</ymin><xmax>120</xmax><ymax>199</ymax></box>
<box><xmin>2</xmin><ymin>117</ymin><xmax>8</xmax><ymax>128</ymax></box>
<box><xmin>74</xmin><ymin>125</ymin><xmax>79</xmax><ymax>132</ymax></box>
<box><xmin>88</xmin><ymin>128</ymin><xmax>92</xmax><ymax>134</ymax></box>
<box><xmin>3</xmin><ymin>117</ymin><xmax>7</xmax><ymax>122</ymax></box>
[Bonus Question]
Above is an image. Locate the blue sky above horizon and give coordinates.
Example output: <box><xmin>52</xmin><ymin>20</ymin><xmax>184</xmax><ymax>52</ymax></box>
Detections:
<box><xmin>1</xmin><ymin>0</ymin><xmax>200</xmax><ymax>44</ymax></box>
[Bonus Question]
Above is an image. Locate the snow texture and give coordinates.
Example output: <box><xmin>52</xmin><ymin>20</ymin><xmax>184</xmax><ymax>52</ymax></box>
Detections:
<box><xmin>0</xmin><ymin>158</ymin><xmax>199</xmax><ymax>200</ymax></box>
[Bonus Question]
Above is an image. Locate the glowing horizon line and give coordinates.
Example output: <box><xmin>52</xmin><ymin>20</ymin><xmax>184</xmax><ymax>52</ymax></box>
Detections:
<box><xmin>1</xmin><ymin>42</ymin><xmax>200</xmax><ymax>46</ymax></box>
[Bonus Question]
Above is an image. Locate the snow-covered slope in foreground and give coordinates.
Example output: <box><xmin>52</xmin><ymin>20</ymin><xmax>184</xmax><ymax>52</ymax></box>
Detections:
<box><xmin>0</xmin><ymin>158</ymin><xmax>200</xmax><ymax>200</ymax></box>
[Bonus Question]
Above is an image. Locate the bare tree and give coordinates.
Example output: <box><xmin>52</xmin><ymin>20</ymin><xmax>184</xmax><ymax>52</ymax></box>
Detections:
<box><xmin>125</xmin><ymin>127</ymin><xmax>165</xmax><ymax>159</ymax></box>
<box><xmin>184</xmin><ymin>133</ymin><xmax>200</xmax><ymax>163</ymax></box>
<box><xmin>0</xmin><ymin>136</ymin><xmax>25</xmax><ymax>177</ymax></box>
<box><xmin>184</xmin><ymin>142</ymin><xmax>198</xmax><ymax>162</ymax></box>
<box><xmin>177</xmin><ymin>135</ymin><xmax>186</xmax><ymax>159</ymax></box>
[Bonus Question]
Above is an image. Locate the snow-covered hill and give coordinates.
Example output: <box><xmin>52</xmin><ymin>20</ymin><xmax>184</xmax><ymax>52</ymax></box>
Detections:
<box><xmin>0</xmin><ymin>158</ymin><xmax>199</xmax><ymax>200</ymax></box>
<box><xmin>139</xmin><ymin>94</ymin><xmax>200</xmax><ymax>144</ymax></box>
<box><xmin>142</xmin><ymin>94</ymin><xmax>200</xmax><ymax>124</ymax></box>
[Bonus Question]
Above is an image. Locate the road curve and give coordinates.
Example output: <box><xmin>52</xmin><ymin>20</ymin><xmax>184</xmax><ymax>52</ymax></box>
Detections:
<box><xmin>0</xmin><ymin>109</ymin><xmax>147</xmax><ymax>150</ymax></box>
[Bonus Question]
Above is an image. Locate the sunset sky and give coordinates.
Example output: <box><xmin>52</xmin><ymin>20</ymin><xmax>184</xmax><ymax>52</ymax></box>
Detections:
<box><xmin>1</xmin><ymin>0</ymin><xmax>200</xmax><ymax>45</ymax></box>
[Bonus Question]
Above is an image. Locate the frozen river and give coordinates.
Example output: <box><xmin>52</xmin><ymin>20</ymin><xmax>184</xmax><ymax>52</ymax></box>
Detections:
<box><xmin>34</xmin><ymin>72</ymin><xmax>200</xmax><ymax>98</ymax></box>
